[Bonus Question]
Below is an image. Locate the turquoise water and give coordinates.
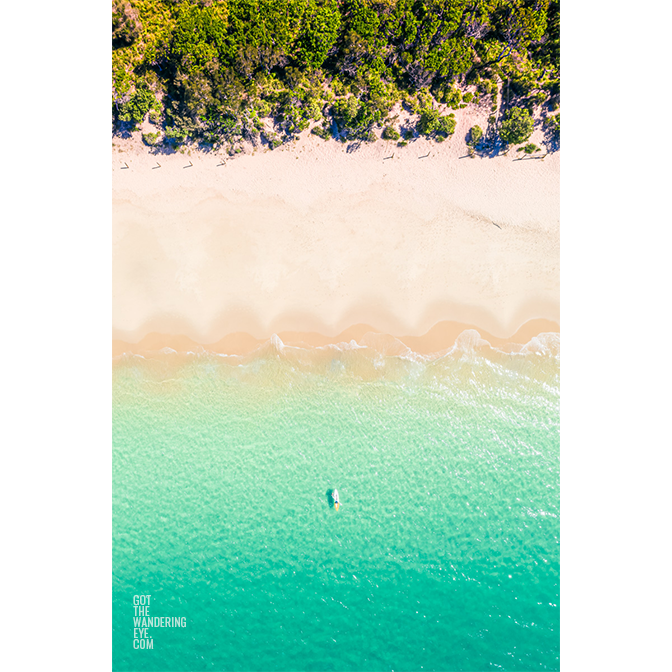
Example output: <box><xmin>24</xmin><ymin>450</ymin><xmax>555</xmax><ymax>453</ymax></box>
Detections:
<box><xmin>113</xmin><ymin>333</ymin><xmax>559</xmax><ymax>671</ymax></box>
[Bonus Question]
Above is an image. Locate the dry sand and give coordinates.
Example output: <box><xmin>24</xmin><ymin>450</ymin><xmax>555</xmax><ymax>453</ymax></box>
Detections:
<box><xmin>113</xmin><ymin>117</ymin><xmax>559</xmax><ymax>355</ymax></box>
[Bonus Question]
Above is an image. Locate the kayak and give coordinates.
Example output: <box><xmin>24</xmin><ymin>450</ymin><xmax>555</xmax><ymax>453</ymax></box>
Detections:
<box><xmin>333</xmin><ymin>488</ymin><xmax>340</xmax><ymax>511</ymax></box>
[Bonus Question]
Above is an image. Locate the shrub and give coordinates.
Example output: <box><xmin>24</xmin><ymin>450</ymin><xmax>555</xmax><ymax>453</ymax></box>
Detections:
<box><xmin>397</xmin><ymin>140</ymin><xmax>408</xmax><ymax>147</ymax></box>
<box><xmin>435</xmin><ymin>84</ymin><xmax>462</xmax><ymax>109</ymax></box>
<box><xmin>533</xmin><ymin>91</ymin><xmax>547</xmax><ymax>105</ymax></box>
<box><xmin>478</xmin><ymin>79</ymin><xmax>498</xmax><ymax>97</ymax></box>
<box><xmin>332</xmin><ymin>78</ymin><xmax>348</xmax><ymax>97</ymax></box>
<box><xmin>117</xmin><ymin>84</ymin><xmax>158</xmax><ymax>128</ymax></box>
<box><xmin>331</xmin><ymin>94</ymin><xmax>381</xmax><ymax>140</ymax></box>
<box><xmin>262</xmin><ymin>131</ymin><xmax>283</xmax><ymax>149</ymax></box>
<box><xmin>382</xmin><ymin>125</ymin><xmax>400</xmax><ymax>141</ymax></box>
<box><xmin>467</xmin><ymin>125</ymin><xmax>483</xmax><ymax>146</ymax></box>
<box><xmin>164</xmin><ymin>125</ymin><xmax>188</xmax><ymax>146</ymax></box>
<box><xmin>463</xmin><ymin>92</ymin><xmax>473</xmax><ymax>104</ymax></box>
<box><xmin>517</xmin><ymin>143</ymin><xmax>541</xmax><ymax>154</ymax></box>
<box><xmin>544</xmin><ymin>114</ymin><xmax>560</xmax><ymax>134</ymax></box>
<box><xmin>419</xmin><ymin>109</ymin><xmax>455</xmax><ymax>138</ymax></box>
<box><xmin>438</xmin><ymin>114</ymin><xmax>456</xmax><ymax>136</ymax></box>
<box><xmin>403</xmin><ymin>92</ymin><xmax>422</xmax><ymax>115</ymax></box>
<box><xmin>466</xmin><ymin>70</ymin><xmax>480</xmax><ymax>86</ymax></box>
<box><xmin>499</xmin><ymin>107</ymin><xmax>534</xmax><ymax>145</ymax></box>
<box><xmin>418</xmin><ymin>108</ymin><xmax>440</xmax><ymax>135</ymax></box>
<box><xmin>142</xmin><ymin>132</ymin><xmax>161</xmax><ymax>146</ymax></box>
<box><xmin>311</xmin><ymin>125</ymin><xmax>331</xmax><ymax>140</ymax></box>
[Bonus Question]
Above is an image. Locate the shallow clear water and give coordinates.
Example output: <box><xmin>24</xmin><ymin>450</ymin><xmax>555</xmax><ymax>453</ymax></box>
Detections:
<box><xmin>113</xmin><ymin>334</ymin><xmax>559</xmax><ymax>671</ymax></box>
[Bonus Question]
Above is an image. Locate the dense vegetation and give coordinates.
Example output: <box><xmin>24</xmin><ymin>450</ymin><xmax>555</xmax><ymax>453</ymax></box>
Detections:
<box><xmin>112</xmin><ymin>0</ymin><xmax>559</xmax><ymax>153</ymax></box>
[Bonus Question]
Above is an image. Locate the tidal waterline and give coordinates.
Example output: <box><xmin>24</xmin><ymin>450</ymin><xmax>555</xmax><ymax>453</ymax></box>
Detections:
<box><xmin>113</xmin><ymin>335</ymin><xmax>559</xmax><ymax>671</ymax></box>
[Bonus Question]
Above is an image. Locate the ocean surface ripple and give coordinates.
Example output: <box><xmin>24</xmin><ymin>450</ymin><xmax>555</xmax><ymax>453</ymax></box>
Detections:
<box><xmin>113</xmin><ymin>334</ymin><xmax>559</xmax><ymax>671</ymax></box>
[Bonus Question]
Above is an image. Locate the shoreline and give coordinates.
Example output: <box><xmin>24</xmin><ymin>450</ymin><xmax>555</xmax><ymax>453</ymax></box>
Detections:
<box><xmin>113</xmin><ymin>125</ymin><xmax>559</xmax><ymax>353</ymax></box>
<box><xmin>112</xmin><ymin>318</ymin><xmax>559</xmax><ymax>359</ymax></box>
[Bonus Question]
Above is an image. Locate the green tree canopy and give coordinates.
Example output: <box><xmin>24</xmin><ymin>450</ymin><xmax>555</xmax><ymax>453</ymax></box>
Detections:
<box><xmin>112</xmin><ymin>0</ymin><xmax>560</xmax><ymax>152</ymax></box>
<box><xmin>296</xmin><ymin>0</ymin><xmax>342</xmax><ymax>69</ymax></box>
<box><xmin>499</xmin><ymin>106</ymin><xmax>534</xmax><ymax>145</ymax></box>
<box><xmin>468</xmin><ymin>125</ymin><xmax>483</xmax><ymax>146</ymax></box>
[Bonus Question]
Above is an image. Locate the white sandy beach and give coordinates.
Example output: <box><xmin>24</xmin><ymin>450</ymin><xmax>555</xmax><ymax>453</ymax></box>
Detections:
<box><xmin>113</xmin><ymin>114</ymin><xmax>559</xmax><ymax>354</ymax></box>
